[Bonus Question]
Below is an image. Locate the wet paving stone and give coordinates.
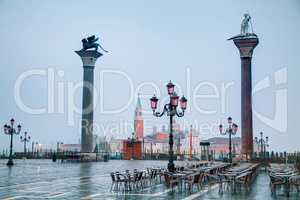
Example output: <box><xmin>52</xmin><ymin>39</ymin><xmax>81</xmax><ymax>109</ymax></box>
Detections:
<box><xmin>0</xmin><ymin>160</ymin><xmax>299</xmax><ymax>199</ymax></box>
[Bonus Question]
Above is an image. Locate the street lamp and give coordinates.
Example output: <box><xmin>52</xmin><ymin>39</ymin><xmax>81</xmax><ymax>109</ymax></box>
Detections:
<box><xmin>35</xmin><ymin>142</ymin><xmax>39</xmax><ymax>155</ymax></box>
<box><xmin>31</xmin><ymin>141</ymin><xmax>35</xmax><ymax>156</ymax></box>
<box><xmin>3</xmin><ymin>118</ymin><xmax>21</xmax><ymax>166</ymax></box>
<box><xmin>255</xmin><ymin>132</ymin><xmax>269</xmax><ymax>164</ymax></box>
<box><xmin>219</xmin><ymin>117</ymin><xmax>238</xmax><ymax>163</ymax></box>
<box><xmin>20</xmin><ymin>131</ymin><xmax>31</xmax><ymax>155</ymax></box>
<box><xmin>150</xmin><ymin>80</ymin><xmax>187</xmax><ymax>172</ymax></box>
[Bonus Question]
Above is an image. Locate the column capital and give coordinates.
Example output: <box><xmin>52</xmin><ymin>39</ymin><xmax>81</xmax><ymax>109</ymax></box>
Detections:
<box><xmin>233</xmin><ymin>36</ymin><xmax>259</xmax><ymax>58</ymax></box>
<box><xmin>75</xmin><ymin>50</ymin><xmax>103</xmax><ymax>67</ymax></box>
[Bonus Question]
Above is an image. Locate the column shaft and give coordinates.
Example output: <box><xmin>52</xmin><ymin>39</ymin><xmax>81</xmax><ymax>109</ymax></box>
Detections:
<box><xmin>232</xmin><ymin>37</ymin><xmax>258</xmax><ymax>158</ymax></box>
<box><xmin>76</xmin><ymin>50</ymin><xmax>102</xmax><ymax>153</ymax></box>
<box><xmin>81</xmin><ymin>66</ymin><xmax>94</xmax><ymax>153</ymax></box>
<box><xmin>241</xmin><ymin>57</ymin><xmax>253</xmax><ymax>156</ymax></box>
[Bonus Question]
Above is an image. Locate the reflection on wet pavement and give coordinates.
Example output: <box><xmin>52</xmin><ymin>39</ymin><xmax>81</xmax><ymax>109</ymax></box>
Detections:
<box><xmin>0</xmin><ymin>160</ymin><xmax>299</xmax><ymax>200</ymax></box>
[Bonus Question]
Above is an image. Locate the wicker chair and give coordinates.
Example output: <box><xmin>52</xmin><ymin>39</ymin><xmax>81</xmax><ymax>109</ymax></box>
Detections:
<box><xmin>115</xmin><ymin>172</ymin><xmax>127</xmax><ymax>191</ymax></box>
<box><xmin>110</xmin><ymin>172</ymin><xmax>117</xmax><ymax>191</ymax></box>
<box><xmin>235</xmin><ymin>171</ymin><xmax>252</xmax><ymax>192</ymax></box>
<box><xmin>164</xmin><ymin>172</ymin><xmax>180</xmax><ymax>192</ymax></box>
<box><xmin>184</xmin><ymin>173</ymin><xmax>200</xmax><ymax>193</ymax></box>
<box><xmin>289</xmin><ymin>175</ymin><xmax>300</xmax><ymax>193</ymax></box>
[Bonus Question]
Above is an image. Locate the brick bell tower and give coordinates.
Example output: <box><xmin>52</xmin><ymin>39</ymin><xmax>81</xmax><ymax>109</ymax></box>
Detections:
<box><xmin>134</xmin><ymin>94</ymin><xmax>144</xmax><ymax>141</ymax></box>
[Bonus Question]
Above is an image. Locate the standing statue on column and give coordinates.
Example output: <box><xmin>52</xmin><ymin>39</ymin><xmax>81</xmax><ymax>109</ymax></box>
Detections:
<box><xmin>241</xmin><ymin>13</ymin><xmax>252</xmax><ymax>35</ymax></box>
<box><xmin>228</xmin><ymin>13</ymin><xmax>256</xmax><ymax>40</ymax></box>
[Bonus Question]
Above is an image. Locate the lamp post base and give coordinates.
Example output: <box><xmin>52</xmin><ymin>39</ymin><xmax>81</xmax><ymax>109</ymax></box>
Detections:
<box><xmin>167</xmin><ymin>162</ymin><xmax>175</xmax><ymax>172</ymax></box>
<box><xmin>6</xmin><ymin>159</ymin><xmax>14</xmax><ymax>166</ymax></box>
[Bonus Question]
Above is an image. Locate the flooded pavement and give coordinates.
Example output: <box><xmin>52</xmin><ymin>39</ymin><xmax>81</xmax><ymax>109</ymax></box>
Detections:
<box><xmin>0</xmin><ymin>159</ymin><xmax>298</xmax><ymax>199</ymax></box>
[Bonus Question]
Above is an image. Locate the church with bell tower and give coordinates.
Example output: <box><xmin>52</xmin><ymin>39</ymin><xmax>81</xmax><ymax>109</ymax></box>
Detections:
<box><xmin>134</xmin><ymin>94</ymin><xmax>144</xmax><ymax>141</ymax></box>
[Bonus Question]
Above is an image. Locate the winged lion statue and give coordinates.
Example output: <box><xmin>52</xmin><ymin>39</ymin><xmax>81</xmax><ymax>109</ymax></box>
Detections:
<box><xmin>81</xmin><ymin>35</ymin><xmax>108</xmax><ymax>53</ymax></box>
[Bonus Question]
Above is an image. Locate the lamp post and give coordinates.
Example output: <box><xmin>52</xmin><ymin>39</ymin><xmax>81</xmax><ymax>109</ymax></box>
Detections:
<box><xmin>219</xmin><ymin>117</ymin><xmax>238</xmax><ymax>163</ymax></box>
<box><xmin>142</xmin><ymin>137</ymin><xmax>145</xmax><ymax>159</ymax></box>
<box><xmin>20</xmin><ymin>131</ymin><xmax>31</xmax><ymax>155</ymax></box>
<box><xmin>150</xmin><ymin>80</ymin><xmax>187</xmax><ymax>172</ymax></box>
<box><xmin>35</xmin><ymin>142</ymin><xmax>39</xmax><ymax>155</ymax></box>
<box><xmin>37</xmin><ymin>143</ymin><xmax>43</xmax><ymax>155</ymax></box>
<box><xmin>31</xmin><ymin>141</ymin><xmax>35</xmax><ymax>156</ymax></box>
<box><xmin>255</xmin><ymin>132</ymin><xmax>269</xmax><ymax>164</ymax></box>
<box><xmin>150</xmin><ymin>142</ymin><xmax>153</xmax><ymax>159</ymax></box>
<box><xmin>3</xmin><ymin>118</ymin><xmax>21</xmax><ymax>166</ymax></box>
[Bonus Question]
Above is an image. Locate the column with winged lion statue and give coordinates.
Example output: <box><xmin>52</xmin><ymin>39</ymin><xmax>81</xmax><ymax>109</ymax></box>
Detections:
<box><xmin>75</xmin><ymin>35</ymin><xmax>108</xmax><ymax>161</ymax></box>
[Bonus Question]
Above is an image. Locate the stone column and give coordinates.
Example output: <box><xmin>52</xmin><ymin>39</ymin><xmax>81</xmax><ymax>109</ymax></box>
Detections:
<box><xmin>75</xmin><ymin>50</ymin><xmax>102</xmax><ymax>153</ymax></box>
<box><xmin>232</xmin><ymin>36</ymin><xmax>259</xmax><ymax>158</ymax></box>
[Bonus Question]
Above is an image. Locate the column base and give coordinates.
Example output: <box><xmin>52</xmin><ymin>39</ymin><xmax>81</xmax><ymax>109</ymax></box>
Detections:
<box><xmin>80</xmin><ymin>153</ymin><xmax>97</xmax><ymax>161</ymax></box>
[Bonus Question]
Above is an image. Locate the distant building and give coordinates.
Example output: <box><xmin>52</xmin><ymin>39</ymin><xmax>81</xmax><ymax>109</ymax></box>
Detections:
<box><xmin>109</xmin><ymin>137</ymin><xmax>123</xmax><ymax>154</ymax></box>
<box><xmin>122</xmin><ymin>135</ymin><xmax>142</xmax><ymax>160</ymax></box>
<box><xmin>202</xmin><ymin>137</ymin><xmax>242</xmax><ymax>159</ymax></box>
<box><xmin>143</xmin><ymin>123</ymin><xmax>177</xmax><ymax>154</ymax></box>
<box><xmin>60</xmin><ymin>144</ymin><xmax>81</xmax><ymax>152</ymax></box>
<box><xmin>59</xmin><ymin>136</ymin><xmax>110</xmax><ymax>153</ymax></box>
<box><xmin>180</xmin><ymin>126</ymin><xmax>201</xmax><ymax>156</ymax></box>
<box><xmin>143</xmin><ymin>123</ymin><xmax>201</xmax><ymax>156</ymax></box>
<box><xmin>143</xmin><ymin>138</ymin><xmax>169</xmax><ymax>154</ymax></box>
<box><xmin>94</xmin><ymin>136</ymin><xmax>110</xmax><ymax>153</ymax></box>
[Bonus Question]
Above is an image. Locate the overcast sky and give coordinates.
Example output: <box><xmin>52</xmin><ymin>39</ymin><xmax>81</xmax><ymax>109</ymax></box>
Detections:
<box><xmin>0</xmin><ymin>0</ymin><xmax>299</xmax><ymax>152</ymax></box>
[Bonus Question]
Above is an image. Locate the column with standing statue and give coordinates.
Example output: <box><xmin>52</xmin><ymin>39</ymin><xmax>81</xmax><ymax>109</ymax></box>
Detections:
<box><xmin>228</xmin><ymin>14</ymin><xmax>259</xmax><ymax>159</ymax></box>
